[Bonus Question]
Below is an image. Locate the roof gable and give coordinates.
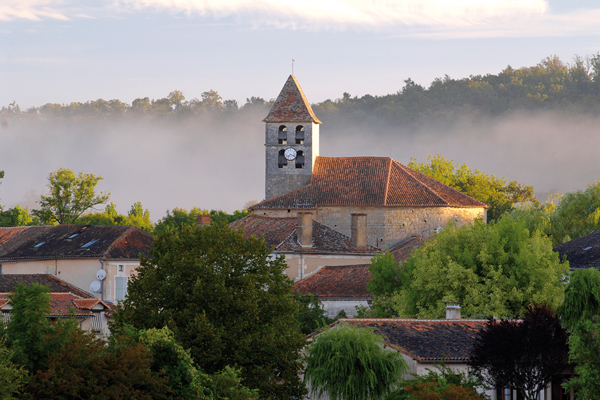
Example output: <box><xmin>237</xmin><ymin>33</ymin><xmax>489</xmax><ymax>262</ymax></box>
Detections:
<box><xmin>263</xmin><ymin>75</ymin><xmax>322</xmax><ymax>124</ymax></box>
<box><xmin>0</xmin><ymin>225</ymin><xmax>153</xmax><ymax>261</ymax></box>
<box><xmin>294</xmin><ymin>265</ymin><xmax>372</xmax><ymax>298</ymax></box>
<box><xmin>252</xmin><ymin>157</ymin><xmax>488</xmax><ymax>210</ymax></box>
<box><xmin>230</xmin><ymin>215</ymin><xmax>379</xmax><ymax>255</ymax></box>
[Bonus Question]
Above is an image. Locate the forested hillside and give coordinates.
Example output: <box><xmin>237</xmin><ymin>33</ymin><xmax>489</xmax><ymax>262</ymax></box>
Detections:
<box><xmin>3</xmin><ymin>54</ymin><xmax>600</xmax><ymax>129</ymax></box>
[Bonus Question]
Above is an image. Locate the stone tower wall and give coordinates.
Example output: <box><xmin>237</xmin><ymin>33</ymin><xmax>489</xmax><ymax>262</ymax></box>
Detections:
<box><xmin>265</xmin><ymin>122</ymin><xmax>319</xmax><ymax>200</ymax></box>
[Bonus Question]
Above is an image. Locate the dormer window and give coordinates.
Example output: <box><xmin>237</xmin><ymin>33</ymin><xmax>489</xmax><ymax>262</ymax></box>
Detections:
<box><xmin>82</xmin><ymin>239</ymin><xmax>98</xmax><ymax>248</ymax></box>
<box><xmin>278</xmin><ymin>125</ymin><xmax>287</xmax><ymax>144</ymax></box>
<box><xmin>34</xmin><ymin>241</ymin><xmax>46</xmax><ymax>248</ymax></box>
<box><xmin>295</xmin><ymin>125</ymin><xmax>304</xmax><ymax>144</ymax></box>
<box><xmin>296</xmin><ymin>151</ymin><xmax>305</xmax><ymax>169</ymax></box>
<box><xmin>67</xmin><ymin>233</ymin><xmax>79</xmax><ymax>239</ymax></box>
<box><xmin>278</xmin><ymin>149</ymin><xmax>287</xmax><ymax>168</ymax></box>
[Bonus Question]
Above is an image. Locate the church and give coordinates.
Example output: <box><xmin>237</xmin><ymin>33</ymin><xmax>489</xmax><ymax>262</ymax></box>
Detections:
<box><xmin>233</xmin><ymin>75</ymin><xmax>488</xmax><ymax>281</ymax></box>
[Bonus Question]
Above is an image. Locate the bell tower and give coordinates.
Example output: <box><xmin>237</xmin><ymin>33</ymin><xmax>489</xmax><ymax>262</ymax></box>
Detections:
<box><xmin>263</xmin><ymin>75</ymin><xmax>322</xmax><ymax>200</ymax></box>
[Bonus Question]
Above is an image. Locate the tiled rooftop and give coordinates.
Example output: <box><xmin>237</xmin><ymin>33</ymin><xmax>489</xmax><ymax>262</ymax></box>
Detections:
<box><xmin>339</xmin><ymin>318</ymin><xmax>488</xmax><ymax>362</ymax></box>
<box><xmin>252</xmin><ymin>157</ymin><xmax>489</xmax><ymax>210</ymax></box>
<box><xmin>554</xmin><ymin>230</ymin><xmax>600</xmax><ymax>270</ymax></box>
<box><xmin>388</xmin><ymin>236</ymin><xmax>424</xmax><ymax>263</ymax></box>
<box><xmin>230</xmin><ymin>215</ymin><xmax>379</xmax><ymax>255</ymax></box>
<box><xmin>0</xmin><ymin>274</ymin><xmax>111</xmax><ymax>317</ymax></box>
<box><xmin>0</xmin><ymin>225</ymin><xmax>152</xmax><ymax>261</ymax></box>
<box><xmin>263</xmin><ymin>75</ymin><xmax>322</xmax><ymax>124</ymax></box>
<box><xmin>294</xmin><ymin>265</ymin><xmax>372</xmax><ymax>298</ymax></box>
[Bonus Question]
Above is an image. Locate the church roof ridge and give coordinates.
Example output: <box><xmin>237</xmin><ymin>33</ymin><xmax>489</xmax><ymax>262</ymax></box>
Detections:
<box><xmin>263</xmin><ymin>75</ymin><xmax>322</xmax><ymax>124</ymax></box>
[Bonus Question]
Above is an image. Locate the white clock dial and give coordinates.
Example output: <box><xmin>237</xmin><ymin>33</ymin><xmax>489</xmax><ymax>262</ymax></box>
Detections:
<box><xmin>284</xmin><ymin>147</ymin><xmax>297</xmax><ymax>161</ymax></box>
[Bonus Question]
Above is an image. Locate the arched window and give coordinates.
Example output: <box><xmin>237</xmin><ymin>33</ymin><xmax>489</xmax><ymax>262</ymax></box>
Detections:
<box><xmin>278</xmin><ymin>125</ymin><xmax>287</xmax><ymax>144</ymax></box>
<box><xmin>278</xmin><ymin>149</ymin><xmax>287</xmax><ymax>168</ymax></box>
<box><xmin>295</xmin><ymin>150</ymin><xmax>305</xmax><ymax>169</ymax></box>
<box><xmin>295</xmin><ymin>125</ymin><xmax>304</xmax><ymax>144</ymax></box>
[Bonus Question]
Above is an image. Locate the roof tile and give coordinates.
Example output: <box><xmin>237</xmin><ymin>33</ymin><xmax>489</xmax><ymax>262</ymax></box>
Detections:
<box><xmin>554</xmin><ymin>230</ymin><xmax>600</xmax><ymax>270</ymax></box>
<box><xmin>294</xmin><ymin>265</ymin><xmax>372</xmax><ymax>298</ymax></box>
<box><xmin>263</xmin><ymin>75</ymin><xmax>322</xmax><ymax>124</ymax></box>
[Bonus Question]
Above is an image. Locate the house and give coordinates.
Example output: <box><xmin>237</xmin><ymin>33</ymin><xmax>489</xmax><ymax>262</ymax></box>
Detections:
<box><xmin>307</xmin><ymin>308</ymin><xmax>565</xmax><ymax>400</ymax></box>
<box><xmin>553</xmin><ymin>230</ymin><xmax>600</xmax><ymax>270</ymax></box>
<box><xmin>0</xmin><ymin>225</ymin><xmax>153</xmax><ymax>303</ymax></box>
<box><xmin>230</xmin><ymin>213</ymin><xmax>379</xmax><ymax>281</ymax></box>
<box><xmin>0</xmin><ymin>274</ymin><xmax>112</xmax><ymax>336</ymax></box>
<box><xmin>252</xmin><ymin>75</ymin><xmax>489</xmax><ymax>251</ymax></box>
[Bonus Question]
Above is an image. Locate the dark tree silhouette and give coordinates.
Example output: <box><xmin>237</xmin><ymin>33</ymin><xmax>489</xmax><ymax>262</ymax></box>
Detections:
<box><xmin>468</xmin><ymin>304</ymin><xmax>570</xmax><ymax>400</ymax></box>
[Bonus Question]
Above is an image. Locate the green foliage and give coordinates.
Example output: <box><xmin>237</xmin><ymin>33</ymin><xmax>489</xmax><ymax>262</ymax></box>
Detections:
<box><xmin>551</xmin><ymin>181</ymin><xmax>600</xmax><ymax>245</ymax></box>
<box><xmin>367</xmin><ymin>252</ymin><xmax>404</xmax><ymax>297</ymax></box>
<box><xmin>393</xmin><ymin>218</ymin><xmax>568</xmax><ymax>319</ymax></box>
<box><xmin>33</xmin><ymin>168</ymin><xmax>110</xmax><ymax>224</ymax></box>
<box><xmin>0</xmin><ymin>340</ymin><xmax>27</xmax><ymax>400</ymax></box>
<box><xmin>385</xmin><ymin>364</ymin><xmax>486</xmax><ymax>400</ymax></box>
<box><xmin>294</xmin><ymin>292</ymin><xmax>332</xmax><ymax>335</ymax></box>
<box><xmin>565</xmin><ymin>318</ymin><xmax>600</xmax><ymax>399</ymax></box>
<box><xmin>154</xmin><ymin>207</ymin><xmax>251</xmax><ymax>235</ymax></box>
<box><xmin>77</xmin><ymin>201</ymin><xmax>154</xmax><ymax>232</ymax></box>
<box><xmin>305</xmin><ymin>324</ymin><xmax>408</xmax><ymax>400</ymax></box>
<box><xmin>408</xmin><ymin>154</ymin><xmax>537</xmax><ymax>221</ymax></box>
<box><xmin>114</xmin><ymin>223</ymin><xmax>306</xmax><ymax>399</ymax></box>
<box><xmin>559</xmin><ymin>268</ymin><xmax>600</xmax><ymax>331</ymax></box>
<box><xmin>0</xmin><ymin>205</ymin><xmax>40</xmax><ymax>227</ymax></box>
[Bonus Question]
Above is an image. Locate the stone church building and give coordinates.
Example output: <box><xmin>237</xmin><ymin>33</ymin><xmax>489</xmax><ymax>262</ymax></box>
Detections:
<box><xmin>249</xmin><ymin>75</ymin><xmax>488</xmax><ymax>250</ymax></box>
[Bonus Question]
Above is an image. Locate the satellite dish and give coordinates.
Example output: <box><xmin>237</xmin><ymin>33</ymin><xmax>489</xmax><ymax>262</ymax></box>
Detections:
<box><xmin>96</xmin><ymin>269</ymin><xmax>107</xmax><ymax>280</ymax></box>
<box><xmin>90</xmin><ymin>280</ymin><xmax>102</xmax><ymax>293</ymax></box>
<box><xmin>436</xmin><ymin>226</ymin><xmax>443</xmax><ymax>234</ymax></box>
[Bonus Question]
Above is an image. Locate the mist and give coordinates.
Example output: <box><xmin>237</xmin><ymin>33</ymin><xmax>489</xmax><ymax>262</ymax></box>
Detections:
<box><xmin>2</xmin><ymin>109</ymin><xmax>599</xmax><ymax>222</ymax></box>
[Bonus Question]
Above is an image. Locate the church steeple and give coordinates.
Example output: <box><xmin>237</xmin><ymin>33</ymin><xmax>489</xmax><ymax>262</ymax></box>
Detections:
<box><xmin>263</xmin><ymin>75</ymin><xmax>322</xmax><ymax>124</ymax></box>
<box><xmin>263</xmin><ymin>76</ymin><xmax>321</xmax><ymax>201</ymax></box>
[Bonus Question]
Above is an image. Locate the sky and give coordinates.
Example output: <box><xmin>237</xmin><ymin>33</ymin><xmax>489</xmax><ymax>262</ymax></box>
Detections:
<box><xmin>2</xmin><ymin>0</ymin><xmax>600</xmax><ymax>219</ymax></box>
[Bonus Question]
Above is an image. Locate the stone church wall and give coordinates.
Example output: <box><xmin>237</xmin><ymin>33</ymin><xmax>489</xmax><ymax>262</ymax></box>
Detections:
<box><xmin>258</xmin><ymin>206</ymin><xmax>486</xmax><ymax>249</ymax></box>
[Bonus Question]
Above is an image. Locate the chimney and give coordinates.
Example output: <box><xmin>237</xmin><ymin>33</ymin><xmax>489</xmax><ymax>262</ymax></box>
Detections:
<box><xmin>196</xmin><ymin>214</ymin><xmax>211</xmax><ymax>226</ymax></box>
<box><xmin>351</xmin><ymin>213</ymin><xmax>367</xmax><ymax>248</ymax></box>
<box><xmin>297</xmin><ymin>212</ymin><xmax>313</xmax><ymax>247</ymax></box>
<box><xmin>446</xmin><ymin>303</ymin><xmax>461</xmax><ymax>320</ymax></box>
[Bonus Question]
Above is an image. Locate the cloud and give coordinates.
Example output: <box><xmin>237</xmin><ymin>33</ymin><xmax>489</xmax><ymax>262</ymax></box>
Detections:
<box><xmin>0</xmin><ymin>0</ymin><xmax>70</xmax><ymax>21</ymax></box>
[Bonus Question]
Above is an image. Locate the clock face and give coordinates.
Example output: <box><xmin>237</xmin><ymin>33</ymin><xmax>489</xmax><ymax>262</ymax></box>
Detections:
<box><xmin>284</xmin><ymin>147</ymin><xmax>297</xmax><ymax>161</ymax></box>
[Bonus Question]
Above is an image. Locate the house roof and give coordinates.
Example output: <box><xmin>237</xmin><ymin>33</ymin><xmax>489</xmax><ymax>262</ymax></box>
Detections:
<box><xmin>0</xmin><ymin>225</ymin><xmax>153</xmax><ymax>261</ymax></box>
<box><xmin>388</xmin><ymin>236</ymin><xmax>424</xmax><ymax>263</ymax></box>
<box><xmin>252</xmin><ymin>157</ymin><xmax>488</xmax><ymax>210</ymax></box>
<box><xmin>553</xmin><ymin>230</ymin><xmax>600</xmax><ymax>270</ymax></box>
<box><xmin>337</xmin><ymin>318</ymin><xmax>488</xmax><ymax>362</ymax></box>
<box><xmin>230</xmin><ymin>214</ymin><xmax>379</xmax><ymax>255</ymax></box>
<box><xmin>0</xmin><ymin>274</ymin><xmax>111</xmax><ymax>317</ymax></box>
<box><xmin>263</xmin><ymin>75</ymin><xmax>322</xmax><ymax>124</ymax></box>
<box><xmin>294</xmin><ymin>264</ymin><xmax>372</xmax><ymax>298</ymax></box>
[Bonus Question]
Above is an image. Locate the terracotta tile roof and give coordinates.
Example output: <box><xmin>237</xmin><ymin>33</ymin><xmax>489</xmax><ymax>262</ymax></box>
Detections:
<box><xmin>263</xmin><ymin>75</ymin><xmax>322</xmax><ymax>124</ymax></box>
<box><xmin>0</xmin><ymin>225</ymin><xmax>152</xmax><ymax>261</ymax></box>
<box><xmin>0</xmin><ymin>274</ymin><xmax>110</xmax><ymax>317</ymax></box>
<box><xmin>294</xmin><ymin>265</ymin><xmax>372</xmax><ymax>298</ymax></box>
<box><xmin>252</xmin><ymin>157</ymin><xmax>489</xmax><ymax>210</ymax></box>
<box><xmin>388</xmin><ymin>236</ymin><xmax>424</xmax><ymax>263</ymax></box>
<box><xmin>230</xmin><ymin>215</ymin><xmax>379</xmax><ymax>255</ymax></box>
<box><xmin>341</xmin><ymin>318</ymin><xmax>488</xmax><ymax>362</ymax></box>
<box><xmin>0</xmin><ymin>274</ymin><xmax>92</xmax><ymax>298</ymax></box>
<box><xmin>554</xmin><ymin>230</ymin><xmax>600</xmax><ymax>270</ymax></box>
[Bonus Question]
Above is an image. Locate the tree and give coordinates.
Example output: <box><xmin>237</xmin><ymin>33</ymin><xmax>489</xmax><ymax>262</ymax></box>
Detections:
<box><xmin>0</xmin><ymin>205</ymin><xmax>39</xmax><ymax>227</ymax></box>
<box><xmin>392</xmin><ymin>218</ymin><xmax>568</xmax><ymax>319</ymax></box>
<box><xmin>0</xmin><ymin>340</ymin><xmax>27</xmax><ymax>400</ymax></box>
<box><xmin>154</xmin><ymin>207</ymin><xmax>250</xmax><ymax>235</ymax></box>
<box><xmin>564</xmin><ymin>318</ymin><xmax>600</xmax><ymax>399</ymax></box>
<box><xmin>78</xmin><ymin>201</ymin><xmax>154</xmax><ymax>232</ymax></box>
<box><xmin>294</xmin><ymin>292</ymin><xmax>341</xmax><ymax>335</ymax></box>
<box><xmin>114</xmin><ymin>223</ymin><xmax>306</xmax><ymax>399</ymax></box>
<box><xmin>408</xmin><ymin>154</ymin><xmax>537</xmax><ymax>221</ymax></box>
<box><xmin>468</xmin><ymin>304</ymin><xmax>570</xmax><ymax>400</ymax></box>
<box><xmin>305</xmin><ymin>323</ymin><xmax>407</xmax><ymax>400</ymax></box>
<box><xmin>559</xmin><ymin>268</ymin><xmax>600</xmax><ymax>330</ymax></box>
<box><xmin>34</xmin><ymin>168</ymin><xmax>110</xmax><ymax>224</ymax></box>
<box><xmin>550</xmin><ymin>181</ymin><xmax>600</xmax><ymax>245</ymax></box>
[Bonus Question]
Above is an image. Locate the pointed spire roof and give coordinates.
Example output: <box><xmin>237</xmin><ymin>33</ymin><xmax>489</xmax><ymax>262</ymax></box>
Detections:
<box><xmin>263</xmin><ymin>75</ymin><xmax>322</xmax><ymax>124</ymax></box>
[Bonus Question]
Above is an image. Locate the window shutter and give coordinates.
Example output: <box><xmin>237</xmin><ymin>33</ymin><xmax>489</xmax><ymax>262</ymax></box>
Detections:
<box><xmin>115</xmin><ymin>277</ymin><xmax>128</xmax><ymax>301</ymax></box>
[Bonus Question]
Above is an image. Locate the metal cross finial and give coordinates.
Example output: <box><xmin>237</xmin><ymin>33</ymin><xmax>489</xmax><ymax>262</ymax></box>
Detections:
<box><xmin>292</xmin><ymin>59</ymin><xmax>295</xmax><ymax>76</ymax></box>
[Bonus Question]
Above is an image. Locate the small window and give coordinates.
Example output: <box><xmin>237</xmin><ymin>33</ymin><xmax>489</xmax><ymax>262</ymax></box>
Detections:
<box><xmin>295</xmin><ymin>150</ymin><xmax>305</xmax><ymax>169</ymax></box>
<box><xmin>118</xmin><ymin>265</ymin><xmax>124</xmax><ymax>272</ymax></box>
<box><xmin>278</xmin><ymin>149</ymin><xmax>287</xmax><ymax>168</ymax></box>
<box><xmin>82</xmin><ymin>239</ymin><xmax>98</xmax><ymax>248</ymax></box>
<box><xmin>278</xmin><ymin>125</ymin><xmax>287</xmax><ymax>144</ymax></box>
<box><xmin>34</xmin><ymin>241</ymin><xmax>46</xmax><ymax>248</ymax></box>
<box><xmin>67</xmin><ymin>233</ymin><xmax>79</xmax><ymax>239</ymax></box>
<box><xmin>295</xmin><ymin>125</ymin><xmax>304</xmax><ymax>144</ymax></box>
